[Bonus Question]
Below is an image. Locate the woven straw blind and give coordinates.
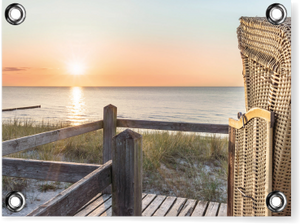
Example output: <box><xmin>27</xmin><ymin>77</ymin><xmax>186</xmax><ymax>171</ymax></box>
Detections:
<box><xmin>233</xmin><ymin>118</ymin><xmax>270</xmax><ymax>216</ymax></box>
<box><xmin>229</xmin><ymin>108</ymin><xmax>273</xmax><ymax>216</ymax></box>
<box><xmin>237</xmin><ymin>17</ymin><xmax>291</xmax><ymax>216</ymax></box>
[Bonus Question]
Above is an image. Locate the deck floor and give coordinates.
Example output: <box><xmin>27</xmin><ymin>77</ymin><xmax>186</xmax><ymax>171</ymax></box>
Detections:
<box><xmin>74</xmin><ymin>193</ymin><xmax>227</xmax><ymax>217</ymax></box>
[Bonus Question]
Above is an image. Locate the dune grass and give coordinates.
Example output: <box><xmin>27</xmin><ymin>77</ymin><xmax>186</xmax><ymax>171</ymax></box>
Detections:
<box><xmin>2</xmin><ymin>118</ymin><xmax>228</xmax><ymax>203</ymax></box>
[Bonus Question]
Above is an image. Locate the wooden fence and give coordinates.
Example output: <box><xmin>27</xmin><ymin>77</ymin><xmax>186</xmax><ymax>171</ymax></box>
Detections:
<box><xmin>2</xmin><ymin>105</ymin><xmax>41</xmax><ymax>112</ymax></box>
<box><xmin>2</xmin><ymin>104</ymin><xmax>229</xmax><ymax>216</ymax></box>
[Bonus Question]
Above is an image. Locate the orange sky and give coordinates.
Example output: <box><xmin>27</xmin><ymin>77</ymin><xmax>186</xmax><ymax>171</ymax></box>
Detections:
<box><xmin>2</xmin><ymin>0</ymin><xmax>291</xmax><ymax>87</ymax></box>
<box><xmin>2</xmin><ymin>40</ymin><xmax>242</xmax><ymax>86</ymax></box>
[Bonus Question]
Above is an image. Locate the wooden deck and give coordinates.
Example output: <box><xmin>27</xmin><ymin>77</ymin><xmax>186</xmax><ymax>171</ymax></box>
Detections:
<box><xmin>74</xmin><ymin>193</ymin><xmax>227</xmax><ymax>217</ymax></box>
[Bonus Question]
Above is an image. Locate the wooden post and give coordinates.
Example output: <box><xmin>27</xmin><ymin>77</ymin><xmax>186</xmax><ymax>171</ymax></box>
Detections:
<box><xmin>112</xmin><ymin>129</ymin><xmax>142</xmax><ymax>216</ymax></box>
<box><xmin>103</xmin><ymin>104</ymin><xmax>117</xmax><ymax>193</ymax></box>
<box><xmin>265</xmin><ymin>113</ymin><xmax>274</xmax><ymax>217</ymax></box>
<box><xmin>227</xmin><ymin>126</ymin><xmax>236</xmax><ymax>216</ymax></box>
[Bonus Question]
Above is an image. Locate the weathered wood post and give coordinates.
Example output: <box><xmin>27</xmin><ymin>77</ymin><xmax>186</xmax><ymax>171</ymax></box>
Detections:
<box><xmin>103</xmin><ymin>104</ymin><xmax>117</xmax><ymax>193</ymax></box>
<box><xmin>227</xmin><ymin>126</ymin><xmax>236</xmax><ymax>216</ymax></box>
<box><xmin>112</xmin><ymin>129</ymin><xmax>142</xmax><ymax>216</ymax></box>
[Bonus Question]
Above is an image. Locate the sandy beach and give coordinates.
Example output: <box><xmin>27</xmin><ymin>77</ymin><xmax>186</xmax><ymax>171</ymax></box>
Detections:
<box><xmin>1</xmin><ymin>179</ymin><xmax>67</xmax><ymax>218</ymax></box>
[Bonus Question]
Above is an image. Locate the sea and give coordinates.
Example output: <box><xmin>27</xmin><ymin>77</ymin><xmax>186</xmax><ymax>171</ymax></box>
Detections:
<box><xmin>2</xmin><ymin>87</ymin><xmax>245</xmax><ymax>126</ymax></box>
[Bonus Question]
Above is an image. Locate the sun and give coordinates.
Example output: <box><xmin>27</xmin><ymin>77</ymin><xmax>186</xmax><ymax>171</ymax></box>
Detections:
<box><xmin>67</xmin><ymin>62</ymin><xmax>86</xmax><ymax>75</ymax></box>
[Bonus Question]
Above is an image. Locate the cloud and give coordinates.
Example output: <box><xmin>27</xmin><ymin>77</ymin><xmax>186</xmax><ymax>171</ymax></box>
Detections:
<box><xmin>2</xmin><ymin>67</ymin><xmax>51</xmax><ymax>72</ymax></box>
<box><xmin>2</xmin><ymin>67</ymin><xmax>30</xmax><ymax>72</ymax></box>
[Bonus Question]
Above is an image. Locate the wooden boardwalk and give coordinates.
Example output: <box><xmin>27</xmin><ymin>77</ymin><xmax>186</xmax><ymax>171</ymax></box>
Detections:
<box><xmin>75</xmin><ymin>193</ymin><xmax>227</xmax><ymax>217</ymax></box>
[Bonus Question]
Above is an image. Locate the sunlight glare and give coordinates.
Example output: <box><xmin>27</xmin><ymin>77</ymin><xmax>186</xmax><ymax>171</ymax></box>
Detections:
<box><xmin>67</xmin><ymin>62</ymin><xmax>86</xmax><ymax>75</ymax></box>
<box><xmin>67</xmin><ymin>87</ymin><xmax>87</xmax><ymax>125</ymax></box>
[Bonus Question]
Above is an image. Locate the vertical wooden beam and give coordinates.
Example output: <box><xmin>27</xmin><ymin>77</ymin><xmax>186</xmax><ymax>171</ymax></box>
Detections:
<box><xmin>103</xmin><ymin>104</ymin><xmax>117</xmax><ymax>193</ymax></box>
<box><xmin>265</xmin><ymin>113</ymin><xmax>274</xmax><ymax>216</ymax></box>
<box><xmin>112</xmin><ymin>129</ymin><xmax>142</xmax><ymax>216</ymax></box>
<box><xmin>227</xmin><ymin>126</ymin><xmax>236</xmax><ymax>216</ymax></box>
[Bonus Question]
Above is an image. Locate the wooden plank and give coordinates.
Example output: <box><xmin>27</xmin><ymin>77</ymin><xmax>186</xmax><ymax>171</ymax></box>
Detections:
<box><xmin>100</xmin><ymin>207</ymin><xmax>112</xmax><ymax>217</ymax></box>
<box><xmin>112</xmin><ymin>129</ymin><xmax>142</xmax><ymax>216</ymax></box>
<box><xmin>142</xmin><ymin>194</ymin><xmax>156</xmax><ymax>211</ymax></box>
<box><xmin>2</xmin><ymin>120</ymin><xmax>103</xmax><ymax>156</ymax></box>
<box><xmin>102</xmin><ymin>104</ymin><xmax>117</xmax><ymax>193</ymax></box>
<box><xmin>217</xmin><ymin>203</ymin><xmax>227</xmax><ymax>216</ymax></box>
<box><xmin>27</xmin><ymin>161</ymin><xmax>112</xmax><ymax>216</ymax></box>
<box><xmin>178</xmin><ymin>199</ymin><xmax>197</xmax><ymax>216</ymax></box>
<box><xmin>165</xmin><ymin>197</ymin><xmax>187</xmax><ymax>216</ymax></box>
<box><xmin>191</xmin><ymin>201</ymin><xmax>208</xmax><ymax>216</ymax></box>
<box><xmin>77</xmin><ymin>193</ymin><xmax>102</xmax><ymax>212</ymax></box>
<box><xmin>153</xmin><ymin>196</ymin><xmax>176</xmax><ymax>216</ymax></box>
<box><xmin>88</xmin><ymin>197</ymin><xmax>112</xmax><ymax>216</ymax></box>
<box><xmin>117</xmin><ymin>119</ymin><xmax>228</xmax><ymax>134</ymax></box>
<box><xmin>2</xmin><ymin>157</ymin><xmax>101</xmax><ymax>183</ymax></box>
<box><xmin>142</xmin><ymin>195</ymin><xmax>166</xmax><ymax>216</ymax></box>
<box><xmin>205</xmin><ymin>202</ymin><xmax>220</xmax><ymax>216</ymax></box>
<box><xmin>2</xmin><ymin>105</ymin><xmax>41</xmax><ymax>112</ymax></box>
<box><xmin>227</xmin><ymin>126</ymin><xmax>236</xmax><ymax>216</ymax></box>
<box><xmin>74</xmin><ymin>194</ymin><xmax>111</xmax><ymax>216</ymax></box>
<box><xmin>100</xmin><ymin>193</ymin><xmax>147</xmax><ymax>217</ymax></box>
<box><xmin>229</xmin><ymin>108</ymin><xmax>273</xmax><ymax>129</ymax></box>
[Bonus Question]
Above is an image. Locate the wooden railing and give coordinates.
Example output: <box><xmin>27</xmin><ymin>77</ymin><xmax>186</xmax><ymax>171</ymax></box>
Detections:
<box><xmin>2</xmin><ymin>104</ymin><xmax>229</xmax><ymax>216</ymax></box>
<box><xmin>2</xmin><ymin>121</ymin><xmax>103</xmax><ymax>156</ymax></box>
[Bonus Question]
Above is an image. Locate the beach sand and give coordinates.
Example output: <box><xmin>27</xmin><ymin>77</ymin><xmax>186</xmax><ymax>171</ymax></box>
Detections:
<box><xmin>2</xmin><ymin>180</ymin><xmax>70</xmax><ymax>216</ymax></box>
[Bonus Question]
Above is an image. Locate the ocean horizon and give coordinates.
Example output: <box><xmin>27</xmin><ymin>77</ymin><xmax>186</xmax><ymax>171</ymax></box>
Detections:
<box><xmin>2</xmin><ymin>86</ymin><xmax>245</xmax><ymax>126</ymax></box>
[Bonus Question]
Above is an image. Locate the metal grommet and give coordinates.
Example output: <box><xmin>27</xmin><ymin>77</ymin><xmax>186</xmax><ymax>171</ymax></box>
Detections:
<box><xmin>266</xmin><ymin>191</ymin><xmax>287</xmax><ymax>212</ymax></box>
<box><xmin>266</xmin><ymin>3</ymin><xmax>287</xmax><ymax>25</ymax></box>
<box><xmin>5</xmin><ymin>191</ymin><xmax>26</xmax><ymax>212</ymax></box>
<box><xmin>5</xmin><ymin>3</ymin><xmax>26</xmax><ymax>25</ymax></box>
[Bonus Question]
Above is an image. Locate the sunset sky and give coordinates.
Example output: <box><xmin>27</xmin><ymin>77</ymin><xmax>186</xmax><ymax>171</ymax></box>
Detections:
<box><xmin>2</xmin><ymin>0</ymin><xmax>291</xmax><ymax>87</ymax></box>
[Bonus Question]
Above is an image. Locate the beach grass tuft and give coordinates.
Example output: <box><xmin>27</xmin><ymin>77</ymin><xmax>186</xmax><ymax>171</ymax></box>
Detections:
<box><xmin>2</xmin><ymin>118</ymin><xmax>228</xmax><ymax>203</ymax></box>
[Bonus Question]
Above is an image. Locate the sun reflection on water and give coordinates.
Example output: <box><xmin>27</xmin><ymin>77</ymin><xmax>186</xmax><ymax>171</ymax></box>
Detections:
<box><xmin>67</xmin><ymin>87</ymin><xmax>87</xmax><ymax>126</ymax></box>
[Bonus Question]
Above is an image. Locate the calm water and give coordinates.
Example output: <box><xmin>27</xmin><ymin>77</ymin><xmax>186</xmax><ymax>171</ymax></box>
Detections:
<box><xmin>2</xmin><ymin>87</ymin><xmax>245</xmax><ymax>125</ymax></box>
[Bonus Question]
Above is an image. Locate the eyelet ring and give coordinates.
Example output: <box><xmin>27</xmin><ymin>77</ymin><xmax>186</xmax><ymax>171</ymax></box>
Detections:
<box><xmin>5</xmin><ymin>3</ymin><xmax>26</xmax><ymax>25</ymax></box>
<box><xmin>5</xmin><ymin>191</ymin><xmax>26</xmax><ymax>212</ymax></box>
<box><xmin>266</xmin><ymin>191</ymin><xmax>287</xmax><ymax>213</ymax></box>
<box><xmin>266</xmin><ymin>3</ymin><xmax>287</xmax><ymax>25</ymax></box>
